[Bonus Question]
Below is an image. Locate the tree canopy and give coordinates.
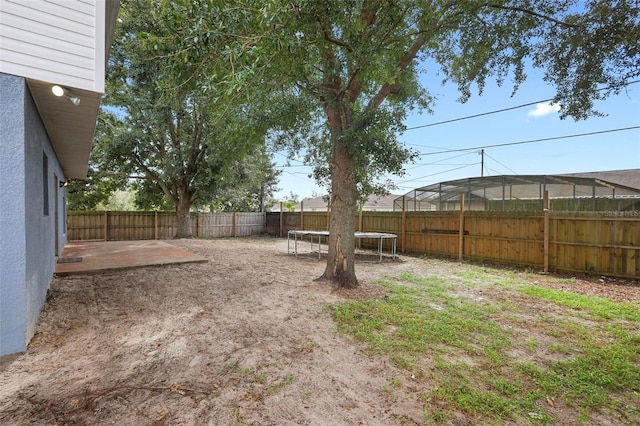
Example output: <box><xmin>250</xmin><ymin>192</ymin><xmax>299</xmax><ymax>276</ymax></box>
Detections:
<box><xmin>97</xmin><ymin>0</ymin><xmax>279</xmax><ymax>235</ymax></box>
<box><xmin>66</xmin><ymin>111</ymin><xmax>127</xmax><ymax>210</ymax></box>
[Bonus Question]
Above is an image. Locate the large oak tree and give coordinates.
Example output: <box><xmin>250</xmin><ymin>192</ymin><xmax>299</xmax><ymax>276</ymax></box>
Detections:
<box><xmin>100</xmin><ymin>0</ymin><xmax>274</xmax><ymax>237</ymax></box>
<box><xmin>238</xmin><ymin>0</ymin><xmax>638</xmax><ymax>288</ymax></box>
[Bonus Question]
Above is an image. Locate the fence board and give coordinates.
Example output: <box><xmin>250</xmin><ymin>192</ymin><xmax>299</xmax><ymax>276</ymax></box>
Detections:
<box><xmin>197</xmin><ymin>213</ymin><xmax>234</xmax><ymax>237</ymax></box>
<box><xmin>235</xmin><ymin>213</ymin><xmax>266</xmax><ymax>236</ymax></box>
<box><xmin>302</xmin><ymin>212</ymin><xmax>327</xmax><ymax>231</ymax></box>
<box><xmin>67</xmin><ymin>211</ymin><xmax>106</xmax><ymax>241</ymax></box>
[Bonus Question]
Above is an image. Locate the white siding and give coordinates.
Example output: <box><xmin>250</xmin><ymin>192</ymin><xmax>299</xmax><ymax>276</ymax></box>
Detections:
<box><xmin>0</xmin><ymin>0</ymin><xmax>105</xmax><ymax>93</ymax></box>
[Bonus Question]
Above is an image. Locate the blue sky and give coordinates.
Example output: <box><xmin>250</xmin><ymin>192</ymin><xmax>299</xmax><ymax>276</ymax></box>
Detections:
<box><xmin>272</xmin><ymin>67</ymin><xmax>640</xmax><ymax>201</ymax></box>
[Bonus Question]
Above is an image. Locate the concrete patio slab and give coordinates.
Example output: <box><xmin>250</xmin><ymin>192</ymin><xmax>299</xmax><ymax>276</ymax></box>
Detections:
<box><xmin>55</xmin><ymin>240</ymin><xmax>207</xmax><ymax>276</ymax></box>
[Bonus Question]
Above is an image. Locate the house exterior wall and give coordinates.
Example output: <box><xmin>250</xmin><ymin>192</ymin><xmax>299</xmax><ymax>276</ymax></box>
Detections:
<box><xmin>0</xmin><ymin>0</ymin><xmax>106</xmax><ymax>92</ymax></box>
<box><xmin>0</xmin><ymin>73</ymin><xmax>28</xmax><ymax>356</ymax></box>
<box><xmin>0</xmin><ymin>73</ymin><xmax>66</xmax><ymax>356</ymax></box>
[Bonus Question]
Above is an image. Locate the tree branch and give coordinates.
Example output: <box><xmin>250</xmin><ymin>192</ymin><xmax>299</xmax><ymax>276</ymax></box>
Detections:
<box><xmin>367</xmin><ymin>35</ymin><xmax>428</xmax><ymax>111</ymax></box>
<box><xmin>133</xmin><ymin>150</ymin><xmax>175</xmax><ymax>203</ymax></box>
<box><xmin>486</xmin><ymin>4</ymin><xmax>582</xmax><ymax>29</ymax></box>
<box><xmin>317</xmin><ymin>13</ymin><xmax>354</xmax><ymax>52</ymax></box>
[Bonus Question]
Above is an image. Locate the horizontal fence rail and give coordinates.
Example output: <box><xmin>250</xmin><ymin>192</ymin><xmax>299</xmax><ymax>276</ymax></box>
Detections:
<box><xmin>69</xmin><ymin>208</ymin><xmax>639</xmax><ymax>279</ymax></box>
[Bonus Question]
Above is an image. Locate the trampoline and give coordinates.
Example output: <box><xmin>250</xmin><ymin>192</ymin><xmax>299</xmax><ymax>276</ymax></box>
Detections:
<box><xmin>287</xmin><ymin>230</ymin><xmax>397</xmax><ymax>262</ymax></box>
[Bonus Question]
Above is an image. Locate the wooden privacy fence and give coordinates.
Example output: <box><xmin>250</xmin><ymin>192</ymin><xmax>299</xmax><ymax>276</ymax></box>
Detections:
<box><xmin>67</xmin><ymin>211</ymin><xmax>265</xmax><ymax>241</ymax></box>
<box><xmin>68</xmin><ymin>208</ymin><xmax>639</xmax><ymax>279</ymax></box>
<box><xmin>266</xmin><ymin>207</ymin><xmax>640</xmax><ymax>279</ymax></box>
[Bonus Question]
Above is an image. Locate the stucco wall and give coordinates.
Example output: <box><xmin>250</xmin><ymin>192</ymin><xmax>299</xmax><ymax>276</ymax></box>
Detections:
<box><xmin>0</xmin><ymin>73</ymin><xmax>28</xmax><ymax>356</ymax></box>
<box><xmin>24</xmin><ymin>77</ymin><xmax>65</xmax><ymax>342</ymax></box>
<box><xmin>0</xmin><ymin>73</ymin><xmax>66</xmax><ymax>356</ymax></box>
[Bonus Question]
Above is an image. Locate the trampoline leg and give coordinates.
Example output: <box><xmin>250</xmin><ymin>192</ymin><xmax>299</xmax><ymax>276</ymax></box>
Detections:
<box><xmin>392</xmin><ymin>237</ymin><xmax>396</xmax><ymax>260</ymax></box>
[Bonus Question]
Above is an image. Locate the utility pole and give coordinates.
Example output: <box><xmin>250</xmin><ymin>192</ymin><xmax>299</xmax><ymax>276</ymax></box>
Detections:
<box><xmin>480</xmin><ymin>149</ymin><xmax>484</xmax><ymax>177</ymax></box>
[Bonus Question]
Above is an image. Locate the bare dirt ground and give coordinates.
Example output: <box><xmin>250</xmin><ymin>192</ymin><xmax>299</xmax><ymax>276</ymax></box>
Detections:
<box><xmin>1</xmin><ymin>237</ymin><xmax>638</xmax><ymax>425</ymax></box>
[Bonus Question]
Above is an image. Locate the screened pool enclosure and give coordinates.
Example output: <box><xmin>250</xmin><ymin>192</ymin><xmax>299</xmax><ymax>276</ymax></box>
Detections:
<box><xmin>394</xmin><ymin>172</ymin><xmax>640</xmax><ymax>212</ymax></box>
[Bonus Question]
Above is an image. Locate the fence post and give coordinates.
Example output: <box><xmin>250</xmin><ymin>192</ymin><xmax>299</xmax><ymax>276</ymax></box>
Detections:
<box><xmin>154</xmin><ymin>211</ymin><xmax>158</xmax><ymax>240</ymax></box>
<box><xmin>358</xmin><ymin>202</ymin><xmax>363</xmax><ymax>249</ymax></box>
<box><xmin>262</xmin><ymin>211</ymin><xmax>266</xmax><ymax>234</ymax></box>
<box><xmin>458</xmin><ymin>193</ymin><xmax>465</xmax><ymax>260</ymax></box>
<box><xmin>233</xmin><ymin>212</ymin><xmax>237</xmax><ymax>238</ymax></box>
<box><xmin>279</xmin><ymin>202</ymin><xmax>283</xmax><ymax>238</ymax></box>
<box><xmin>543</xmin><ymin>190</ymin><xmax>550</xmax><ymax>272</ymax></box>
<box><xmin>401</xmin><ymin>196</ymin><xmax>406</xmax><ymax>253</ymax></box>
<box><xmin>195</xmin><ymin>212</ymin><xmax>200</xmax><ymax>238</ymax></box>
<box><xmin>300</xmin><ymin>201</ymin><xmax>304</xmax><ymax>230</ymax></box>
<box><xmin>104</xmin><ymin>211</ymin><xmax>108</xmax><ymax>241</ymax></box>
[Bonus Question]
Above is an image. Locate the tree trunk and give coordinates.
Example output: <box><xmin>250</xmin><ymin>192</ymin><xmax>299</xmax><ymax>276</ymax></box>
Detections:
<box><xmin>320</xmin><ymin>115</ymin><xmax>359</xmax><ymax>288</ymax></box>
<box><xmin>175</xmin><ymin>187</ymin><xmax>193</xmax><ymax>238</ymax></box>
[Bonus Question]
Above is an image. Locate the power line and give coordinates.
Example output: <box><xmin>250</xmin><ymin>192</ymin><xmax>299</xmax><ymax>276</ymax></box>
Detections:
<box><xmin>404</xmin><ymin>151</ymin><xmax>476</xmax><ymax>170</ymax></box>
<box><xmin>417</xmin><ymin>126</ymin><xmax>640</xmax><ymax>156</ymax></box>
<box><xmin>406</xmin><ymin>80</ymin><xmax>640</xmax><ymax>131</ymax></box>
<box><xmin>407</xmin><ymin>100</ymin><xmax>548</xmax><ymax>130</ymax></box>
<box><xmin>392</xmin><ymin>163</ymin><xmax>479</xmax><ymax>185</ymax></box>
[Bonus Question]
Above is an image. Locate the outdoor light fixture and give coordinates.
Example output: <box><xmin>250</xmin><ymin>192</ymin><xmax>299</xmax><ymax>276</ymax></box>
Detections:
<box><xmin>51</xmin><ymin>85</ymin><xmax>80</xmax><ymax>106</ymax></box>
<box><xmin>59</xmin><ymin>180</ymin><xmax>68</xmax><ymax>188</ymax></box>
<box><xmin>51</xmin><ymin>85</ymin><xmax>65</xmax><ymax>96</ymax></box>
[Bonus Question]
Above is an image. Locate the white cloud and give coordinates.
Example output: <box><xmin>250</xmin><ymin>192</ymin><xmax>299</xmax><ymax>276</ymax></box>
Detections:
<box><xmin>527</xmin><ymin>102</ymin><xmax>561</xmax><ymax>117</ymax></box>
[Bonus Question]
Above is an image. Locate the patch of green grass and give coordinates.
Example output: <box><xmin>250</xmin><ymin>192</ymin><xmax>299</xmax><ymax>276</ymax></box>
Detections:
<box><xmin>516</xmin><ymin>285</ymin><xmax>640</xmax><ymax>321</ymax></box>
<box><xmin>333</xmin><ymin>271</ymin><xmax>640</xmax><ymax>424</ymax></box>
<box><xmin>515</xmin><ymin>339</ymin><xmax>640</xmax><ymax>411</ymax></box>
<box><xmin>424</xmin><ymin>376</ymin><xmax>537</xmax><ymax>420</ymax></box>
<box><xmin>335</xmin><ymin>274</ymin><xmax>511</xmax><ymax>368</ymax></box>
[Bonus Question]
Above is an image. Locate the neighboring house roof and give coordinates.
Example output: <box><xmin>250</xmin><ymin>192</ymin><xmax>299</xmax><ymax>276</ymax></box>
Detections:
<box><xmin>277</xmin><ymin>194</ymin><xmax>401</xmax><ymax>212</ymax></box>
<box><xmin>363</xmin><ymin>194</ymin><xmax>399</xmax><ymax>210</ymax></box>
<box><xmin>559</xmin><ymin>169</ymin><xmax>640</xmax><ymax>192</ymax></box>
<box><xmin>299</xmin><ymin>196</ymin><xmax>330</xmax><ymax>210</ymax></box>
<box><xmin>0</xmin><ymin>0</ymin><xmax>121</xmax><ymax>179</ymax></box>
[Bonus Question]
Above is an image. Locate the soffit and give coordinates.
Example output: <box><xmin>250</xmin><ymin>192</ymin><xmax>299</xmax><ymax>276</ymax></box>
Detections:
<box><xmin>27</xmin><ymin>79</ymin><xmax>101</xmax><ymax>179</ymax></box>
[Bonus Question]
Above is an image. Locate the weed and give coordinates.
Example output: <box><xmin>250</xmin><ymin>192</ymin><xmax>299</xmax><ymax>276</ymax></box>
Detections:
<box><xmin>266</xmin><ymin>374</ymin><xmax>296</xmax><ymax>394</ymax></box>
<box><xmin>388</xmin><ymin>377</ymin><xmax>402</xmax><ymax>388</ymax></box>
<box><xmin>424</xmin><ymin>408</ymin><xmax>447</xmax><ymax>423</ymax></box>
<box><xmin>236</xmin><ymin>366</ymin><xmax>252</xmax><ymax>375</ymax></box>
<box><xmin>525</xmin><ymin>337</ymin><xmax>539</xmax><ymax>351</ymax></box>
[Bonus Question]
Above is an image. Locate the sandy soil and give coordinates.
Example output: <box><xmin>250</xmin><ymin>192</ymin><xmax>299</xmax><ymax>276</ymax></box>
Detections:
<box><xmin>0</xmin><ymin>237</ymin><xmax>638</xmax><ymax>425</ymax></box>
